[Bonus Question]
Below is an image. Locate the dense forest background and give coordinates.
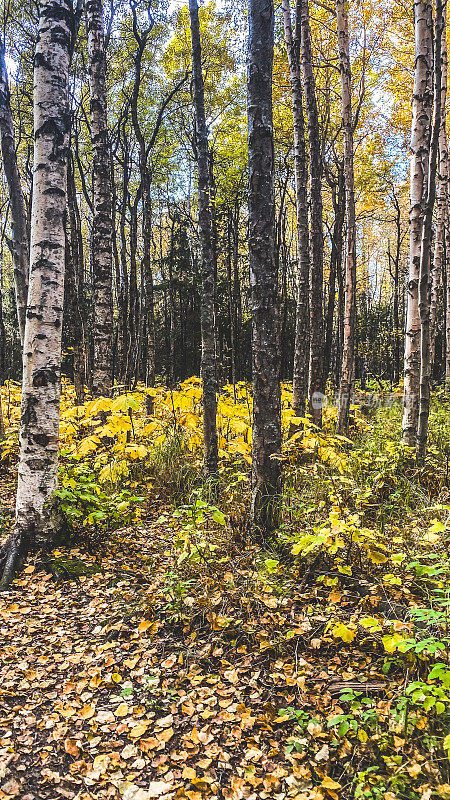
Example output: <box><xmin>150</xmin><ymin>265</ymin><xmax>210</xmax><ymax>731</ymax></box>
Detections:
<box><xmin>0</xmin><ymin>0</ymin><xmax>415</xmax><ymax>393</ymax></box>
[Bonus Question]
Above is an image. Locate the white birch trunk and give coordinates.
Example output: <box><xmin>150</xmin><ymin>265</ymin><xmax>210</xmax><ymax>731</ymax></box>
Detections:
<box><xmin>86</xmin><ymin>0</ymin><xmax>113</xmax><ymax>396</ymax></box>
<box><xmin>336</xmin><ymin>0</ymin><xmax>357</xmax><ymax>434</ymax></box>
<box><xmin>0</xmin><ymin>0</ymin><xmax>73</xmax><ymax>590</ymax></box>
<box><xmin>402</xmin><ymin>0</ymin><xmax>433</xmax><ymax>444</ymax></box>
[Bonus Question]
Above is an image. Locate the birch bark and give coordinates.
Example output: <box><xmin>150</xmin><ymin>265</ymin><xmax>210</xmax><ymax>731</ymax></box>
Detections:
<box><xmin>336</xmin><ymin>0</ymin><xmax>357</xmax><ymax>434</ymax></box>
<box><xmin>417</xmin><ymin>0</ymin><xmax>444</xmax><ymax>463</ymax></box>
<box><xmin>0</xmin><ymin>43</ymin><xmax>29</xmax><ymax>344</ymax></box>
<box><xmin>86</xmin><ymin>0</ymin><xmax>113</xmax><ymax>396</ymax></box>
<box><xmin>300</xmin><ymin>0</ymin><xmax>325</xmax><ymax>424</ymax></box>
<box><xmin>281</xmin><ymin>0</ymin><xmax>310</xmax><ymax>419</ymax></box>
<box><xmin>0</xmin><ymin>0</ymin><xmax>74</xmax><ymax>590</ymax></box>
<box><xmin>402</xmin><ymin>0</ymin><xmax>433</xmax><ymax>443</ymax></box>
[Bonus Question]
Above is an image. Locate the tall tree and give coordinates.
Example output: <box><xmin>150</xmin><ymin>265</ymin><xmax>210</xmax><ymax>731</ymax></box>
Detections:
<box><xmin>336</xmin><ymin>0</ymin><xmax>357</xmax><ymax>433</ymax></box>
<box><xmin>0</xmin><ymin>0</ymin><xmax>74</xmax><ymax>590</ymax></box>
<box><xmin>402</xmin><ymin>0</ymin><xmax>433</xmax><ymax>444</ymax></box>
<box><xmin>86</xmin><ymin>0</ymin><xmax>113</xmax><ymax>396</ymax></box>
<box><xmin>248</xmin><ymin>0</ymin><xmax>282</xmax><ymax>534</ymax></box>
<box><xmin>189</xmin><ymin>0</ymin><xmax>218</xmax><ymax>478</ymax></box>
<box><xmin>0</xmin><ymin>41</ymin><xmax>29</xmax><ymax>344</ymax></box>
<box><xmin>431</xmin><ymin>16</ymin><xmax>447</xmax><ymax>373</ymax></box>
<box><xmin>300</xmin><ymin>0</ymin><xmax>325</xmax><ymax>424</ymax></box>
<box><xmin>417</xmin><ymin>0</ymin><xmax>444</xmax><ymax>463</ymax></box>
<box><xmin>281</xmin><ymin>0</ymin><xmax>309</xmax><ymax>419</ymax></box>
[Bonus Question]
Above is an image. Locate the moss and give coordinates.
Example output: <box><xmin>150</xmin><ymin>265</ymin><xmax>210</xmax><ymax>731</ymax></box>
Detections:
<box><xmin>46</xmin><ymin>557</ymin><xmax>101</xmax><ymax>582</ymax></box>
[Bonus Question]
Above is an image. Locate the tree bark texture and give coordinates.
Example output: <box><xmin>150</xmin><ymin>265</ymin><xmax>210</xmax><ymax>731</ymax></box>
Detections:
<box><xmin>402</xmin><ymin>0</ymin><xmax>433</xmax><ymax>443</ymax></box>
<box><xmin>189</xmin><ymin>0</ymin><xmax>219</xmax><ymax>478</ymax></box>
<box><xmin>86</xmin><ymin>0</ymin><xmax>113</xmax><ymax>396</ymax></box>
<box><xmin>336</xmin><ymin>0</ymin><xmax>357</xmax><ymax>434</ymax></box>
<box><xmin>281</xmin><ymin>0</ymin><xmax>309</xmax><ymax>419</ymax></box>
<box><xmin>1</xmin><ymin>0</ymin><xmax>74</xmax><ymax>591</ymax></box>
<box><xmin>300</xmin><ymin>0</ymin><xmax>325</xmax><ymax>423</ymax></box>
<box><xmin>417</xmin><ymin>0</ymin><xmax>444</xmax><ymax>463</ymax></box>
<box><xmin>248</xmin><ymin>0</ymin><xmax>282</xmax><ymax>534</ymax></box>
<box><xmin>0</xmin><ymin>43</ymin><xmax>29</xmax><ymax>345</ymax></box>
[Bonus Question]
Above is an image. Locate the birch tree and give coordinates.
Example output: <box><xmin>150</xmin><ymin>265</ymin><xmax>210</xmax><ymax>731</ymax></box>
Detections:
<box><xmin>86</xmin><ymin>0</ymin><xmax>113</xmax><ymax>396</ymax></box>
<box><xmin>0</xmin><ymin>0</ymin><xmax>74</xmax><ymax>590</ymax></box>
<box><xmin>402</xmin><ymin>0</ymin><xmax>433</xmax><ymax>444</ymax></box>
<box><xmin>417</xmin><ymin>0</ymin><xmax>444</xmax><ymax>463</ymax></box>
<box><xmin>336</xmin><ymin>0</ymin><xmax>357</xmax><ymax>434</ymax></box>
<box><xmin>430</xmin><ymin>10</ymin><xmax>447</xmax><ymax>373</ymax></box>
<box><xmin>0</xmin><ymin>41</ymin><xmax>29</xmax><ymax>344</ymax></box>
<box><xmin>188</xmin><ymin>0</ymin><xmax>218</xmax><ymax>477</ymax></box>
<box><xmin>300</xmin><ymin>0</ymin><xmax>325</xmax><ymax>425</ymax></box>
<box><xmin>248</xmin><ymin>0</ymin><xmax>282</xmax><ymax>534</ymax></box>
<box><xmin>281</xmin><ymin>0</ymin><xmax>309</xmax><ymax>418</ymax></box>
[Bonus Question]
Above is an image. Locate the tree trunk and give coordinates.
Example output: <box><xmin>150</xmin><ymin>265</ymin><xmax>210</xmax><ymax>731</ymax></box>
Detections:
<box><xmin>248</xmin><ymin>0</ymin><xmax>282</xmax><ymax>534</ymax></box>
<box><xmin>281</xmin><ymin>0</ymin><xmax>309</xmax><ymax>419</ymax></box>
<box><xmin>417</xmin><ymin>0</ymin><xmax>444</xmax><ymax>464</ymax></box>
<box><xmin>402</xmin><ymin>0</ymin><xmax>433</xmax><ymax>443</ymax></box>
<box><xmin>189</xmin><ymin>0</ymin><xmax>218</xmax><ymax>478</ymax></box>
<box><xmin>0</xmin><ymin>42</ymin><xmax>29</xmax><ymax>345</ymax></box>
<box><xmin>0</xmin><ymin>0</ymin><xmax>73</xmax><ymax>590</ymax></box>
<box><xmin>86</xmin><ymin>0</ymin><xmax>113</xmax><ymax>396</ymax></box>
<box><xmin>324</xmin><ymin>170</ymin><xmax>345</xmax><ymax>388</ymax></box>
<box><xmin>300</xmin><ymin>0</ymin><xmax>325</xmax><ymax>423</ymax></box>
<box><xmin>227</xmin><ymin>210</ymin><xmax>237</xmax><ymax>393</ymax></box>
<box><xmin>118</xmin><ymin>128</ymin><xmax>130</xmax><ymax>385</ymax></box>
<box><xmin>336</xmin><ymin>0</ymin><xmax>357</xmax><ymax>434</ymax></box>
<box><xmin>391</xmin><ymin>190</ymin><xmax>402</xmax><ymax>385</ymax></box>
<box><xmin>66</xmin><ymin>155</ymin><xmax>86</xmax><ymax>404</ymax></box>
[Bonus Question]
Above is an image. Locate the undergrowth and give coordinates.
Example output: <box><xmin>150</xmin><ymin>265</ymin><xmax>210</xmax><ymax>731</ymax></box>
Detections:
<box><xmin>3</xmin><ymin>380</ymin><xmax>450</xmax><ymax>796</ymax></box>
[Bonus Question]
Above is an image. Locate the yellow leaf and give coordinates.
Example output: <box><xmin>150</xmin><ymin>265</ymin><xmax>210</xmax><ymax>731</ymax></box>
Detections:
<box><xmin>138</xmin><ymin>619</ymin><xmax>153</xmax><ymax>633</ymax></box>
<box><xmin>322</xmin><ymin>776</ymin><xmax>342</xmax><ymax>790</ymax></box>
<box><xmin>182</xmin><ymin>767</ymin><xmax>197</xmax><ymax>780</ymax></box>
<box><xmin>79</xmin><ymin>704</ymin><xmax>95</xmax><ymax>719</ymax></box>
<box><xmin>332</xmin><ymin>623</ymin><xmax>356</xmax><ymax>643</ymax></box>
<box><xmin>367</xmin><ymin>548</ymin><xmax>388</xmax><ymax>564</ymax></box>
<box><xmin>129</xmin><ymin>721</ymin><xmax>150</xmax><ymax>739</ymax></box>
<box><xmin>359</xmin><ymin>616</ymin><xmax>382</xmax><ymax>632</ymax></box>
<box><xmin>382</xmin><ymin>633</ymin><xmax>404</xmax><ymax>654</ymax></box>
<box><xmin>116</xmin><ymin>703</ymin><xmax>129</xmax><ymax>717</ymax></box>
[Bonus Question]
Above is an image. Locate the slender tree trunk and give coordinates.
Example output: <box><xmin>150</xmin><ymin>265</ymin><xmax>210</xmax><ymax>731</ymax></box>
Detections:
<box><xmin>248</xmin><ymin>0</ymin><xmax>282</xmax><ymax>534</ymax></box>
<box><xmin>391</xmin><ymin>191</ymin><xmax>402</xmax><ymax>385</ymax></box>
<box><xmin>227</xmin><ymin>210</ymin><xmax>237</xmax><ymax>392</ymax></box>
<box><xmin>167</xmin><ymin>219</ymin><xmax>176</xmax><ymax>387</ymax></box>
<box><xmin>300</xmin><ymin>0</ymin><xmax>325</xmax><ymax>423</ymax></box>
<box><xmin>324</xmin><ymin>171</ymin><xmax>345</xmax><ymax>387</ymax></box>
<box><xmin>118</xmin><ymin>131</ymin><xmax>130</xmax><ymax>385</ymax></box>
<box><xmin>0</xmin><ymin>42</ymin><xmax>29</xmax><ymax>344</ymax></box>
<box><xmin>232</xmin><ymin>202</ymin><xmax>242</xmax><ymax>378</ymax></box>
<box><xmin>67</xmin><ymin>155</ymin><xmax>86</xmax><ymax>404</ymax></box>
<box><xmin>446</xmin><ymin>202</ymin><xmax>450</xmax><ymax>390</ymax></box>
<box><xmin>126</xmin><ymin>197</ymin><xmax>139</xmax><ymax>386</ymax></box>
<box><xmin>0</xmin><ymin>277</ymin><xmax>6</xmax><ymax>385</ymax></box>
<box><xmin>402</xmin><ymin>0</ymin><xmax>433</xmax><ymax>442</ymax></box>
<box><xmin>281</xmin><ymin>0</ymin><xmax>309</xmax><ymax>418</ymax></box>
<box><xmin>417</xmin><ymin>0</ymin><xmax>444</xmax><ymax>463</ymax></box>
<box><xmin>189</xmin><ymin>0</ymin><xmax>218</xmax><ymax>478</ymax></box>
<box><xmin>336</xmin><ymin>0</ymin><xmax>357</xmax><ymax>434</ymax></box>
<box><xmin>0</xmin><ymin>0</ymin><xmax>73</xmax><ymax>590</ymax></box>
<box><xmin>86</xmin><ymin>0</ymin><xmax>113</xmax><ymax>396</ymax></box>
<box><xmin>143</xmin><ymin>179</ymin><xmax>155</xmax><ymax>413</ymax></box>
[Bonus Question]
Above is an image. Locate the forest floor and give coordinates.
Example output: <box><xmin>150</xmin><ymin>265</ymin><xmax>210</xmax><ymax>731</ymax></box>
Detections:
<box><xmin>2</xmin><ymin>386</ymin><xmax>450</xmax><ymax>800</ymax></box>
